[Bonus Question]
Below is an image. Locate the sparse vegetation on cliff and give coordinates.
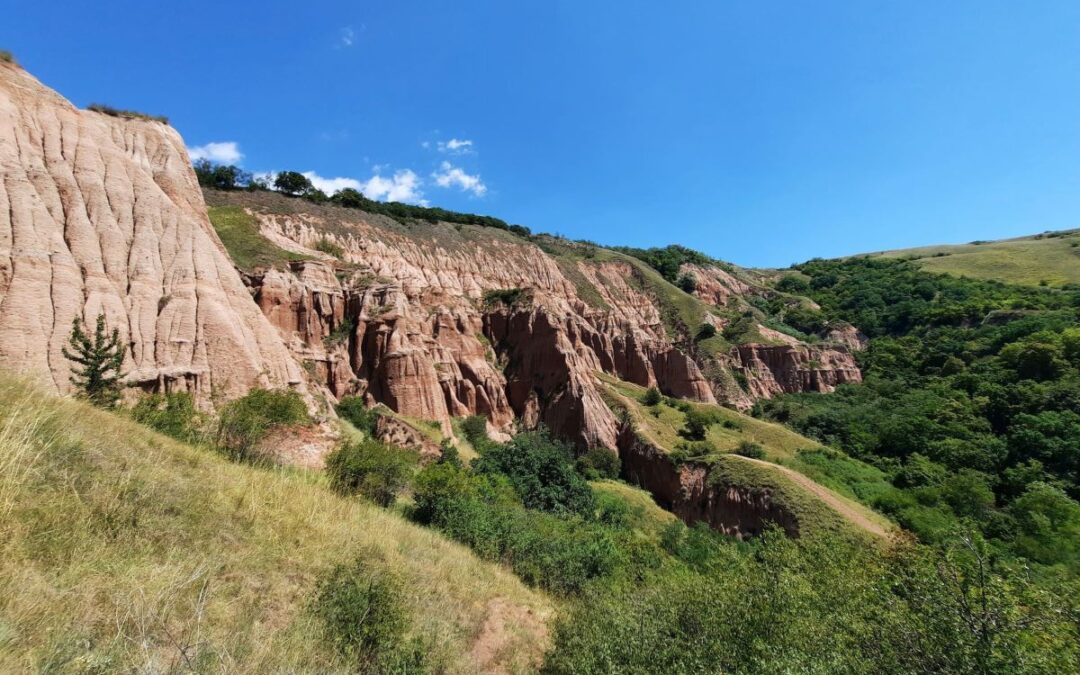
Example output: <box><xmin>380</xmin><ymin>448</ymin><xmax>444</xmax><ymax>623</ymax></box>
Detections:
<box><xmin>86</xmin><ymin>102</ymin><xmax>169</xmax><ymax>124</ymax></box>
<box><xmin>0</xmin><ymin>49</ymin><xmax>16</xmax><ymax>64</ymax></box>
<box><xmin>207</xmin><ymin>205</ymin><xmax>308</xmax><ymax>271</ymax></box>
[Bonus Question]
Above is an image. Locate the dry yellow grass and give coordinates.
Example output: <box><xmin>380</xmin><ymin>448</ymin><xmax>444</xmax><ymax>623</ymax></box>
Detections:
<box><xmin>0</xmin><ymin>376</ymin><xmax>552</xmax><ymax>673</ymax></box>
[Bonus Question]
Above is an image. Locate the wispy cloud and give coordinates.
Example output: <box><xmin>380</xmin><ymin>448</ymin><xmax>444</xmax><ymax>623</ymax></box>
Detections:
<box><xmin>339</xmin><ymin>26</ymin><xmax>355</xmax><ymax>47</ymax></box>
<box><xmin>187</xmin><ymin>141</ymin><xmax>242</xmax><ymax>164</ymax></box>
<box><xmin>301</xmin><ymin>169</ymin><xmax>426</xmax><ymax>205</ymax></box>
<box><xmin>436</xmin><ymin>138</ymin><xmax>474</xmax><ymax>154</ymax></box>
<box><xmin>432</xmin><ymin>161</ymin><xmax>487</xmax><ymax>197</ymax></box>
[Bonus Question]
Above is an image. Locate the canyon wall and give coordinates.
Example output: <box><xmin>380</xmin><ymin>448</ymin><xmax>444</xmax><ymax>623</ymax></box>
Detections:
<box><xmin>0</xmin><ymin>63</ymin><xmax>308</xmax><ymax>405</ymax></box>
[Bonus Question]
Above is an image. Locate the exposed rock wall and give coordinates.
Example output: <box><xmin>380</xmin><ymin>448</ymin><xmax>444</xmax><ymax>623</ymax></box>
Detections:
<box><xmin>617</xmin><ymin>425</ymin><xmax>800</xmax><ymax>537</ymax></box>
<box><xmin>731</xmin><ymin>343</ymin><xmax>862</xmax><ymax>399</ymax></box>
<box><xmin>0</xmin><ymin>64</ymin><xmax>306</xmax><ymax>404</ymax></box>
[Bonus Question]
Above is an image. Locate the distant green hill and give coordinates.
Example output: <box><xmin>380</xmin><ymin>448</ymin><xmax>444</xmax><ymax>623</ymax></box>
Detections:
<box><xmin>873</xmin><ymin>228</ymin><xmax>1080</xmax><ymax>287</ymax></box>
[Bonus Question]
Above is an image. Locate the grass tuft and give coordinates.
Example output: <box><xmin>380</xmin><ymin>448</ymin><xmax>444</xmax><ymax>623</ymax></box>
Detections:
<box><xmin>86</xmin><ymin>103</ymin><xmax>169</xmax><ymax>124</ymax></box>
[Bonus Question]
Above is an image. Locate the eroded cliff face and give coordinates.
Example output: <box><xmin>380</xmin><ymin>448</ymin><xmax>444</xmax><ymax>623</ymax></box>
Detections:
<box><xmin>0</xmin><ymin>64</ymin><xmax>308</xmax><ymax>405</ymax></box>
<box><xmin>617</xmin><ymin>425</ymin><xmax>800</xmax><ymax>537</ymax></box>
<box><xmin>215</xmin><ymin>191</ymin><xmax>721</xmax><ymax>447</ymax></box>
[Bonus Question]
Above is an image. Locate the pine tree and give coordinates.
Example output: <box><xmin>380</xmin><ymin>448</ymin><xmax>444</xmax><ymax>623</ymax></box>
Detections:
<box><xmin>62</xmin><ymin>313</ymin><xmax>126</xmax><ymax>407</ymax></box>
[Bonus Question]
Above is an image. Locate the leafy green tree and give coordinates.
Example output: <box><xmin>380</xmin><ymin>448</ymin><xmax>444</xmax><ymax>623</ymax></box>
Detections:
<box><xmin>473</xmin><ymin>430</ymin><xmax>595</xmax><ymax>516</ymax></box>
<box><xmin>62</xmin><ymin>313</ymin><xmax>126</xmax><ymax>407</ymax></box>
<box><xmin>273</xmin><ymin>170</ymin><xmax>313</xmax><ymax>196</ymax></box>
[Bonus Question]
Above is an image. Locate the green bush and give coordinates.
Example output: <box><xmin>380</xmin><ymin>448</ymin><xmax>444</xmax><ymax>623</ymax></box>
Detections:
<box><xmin>641</xmin><ymin>386</ymin><xmax>663</xmax><ymax>406</ymax></box>
<box><xmin>335</xmin><ymin>396</ymin><xmax>381</xmax><ymax>434</ymax></box>
<box><xmin>312</xmin><ymin>559</ymin><xmax>411</xmax><ymax>671</ymax></box>
<box><xmin>314</xmin><ymin>237</ymin><xmax>345</xmax><ymax>258</ymax></box>
<box><xmin>482</xmin><ymin>287</ymin><xmax>529</xmax><ymax>307</ymax></box>
<box><xmin>325</xmin><ymin>439</ymin><xmax>416</xmax><ymax>507</ymax></box>
<box><xmin>680</xmin><ymin>408</ymin><xmax>721</xmax><ymax>441</ymax></box>
<box><xmin>473</xmin><ymin>430</ymin><xmax>595</xmax><ymax>516</ymax></box>
<box><xmin>696</xmin><ymin>322</ymin><xmax>718</xmax><ymax>340</ymax></box>
<box><xmin>216</xmin><ymin>388</ymin><xmax>310</xmax><ymax>460</ymax></box>
<box><xmin>412</xmin><ymin>462</ymin><xmax>619</xmax><ymax>594</ymax></box>
<box><xmin>129</xmin><ymin>392</ymin><xmax>204</xmax><ymax>443</ymax></box>
<box><xmin>323</xmin><ymin>317</ymin><xmax>354</xmax><ymax>348</ymax></box>
<box><xmin>576</xmin><ymin>447</ymin><xmax>621</xmax><ymax>480</ymax></box>
<box><xmin>460</xmin><ymin>414</ymin><xmax>493</xmax><ymax>451</ymax></box>
<box><xmin>733</xmin><ymin>440</ymin><xmax>765</xmax><ymax>459</ymax></box>
<box><xmin>1</xmin><ymin>50</ymin><xmax>16</xmax><ymax>64</ymax></box>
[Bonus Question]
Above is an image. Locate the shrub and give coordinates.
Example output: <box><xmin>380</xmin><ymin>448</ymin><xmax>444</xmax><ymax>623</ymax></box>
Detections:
<box><xmin>680</xmin><ymin>408</ymin><xmax>720</xmax><ymax>441</ymax></box>
<box><xmin>482</xmin><ymin>287</ymin><xmax>529</xmax><ymax>307</ymax></box>
<box><xmin>86</xmin><ymin>103</ymin><xmax>168</xmax><ymax>124</ymax></box>
<box><xmin>474</xmin><ymin>430</ymin><xmax>595</xmax><ymax>516</ymax></box>
<box><xmin>0</xmin><ymin>49</ymin><xmax>15</xmax><ymax>64</ymax></box>
<box><xmin>677</xmin><ymin>273</ymin><xmax>697</xmax><ymax>293</ymax></box>
<box><xmin>312</xmin><ymin>559</ymin><xmax>409</xmax><ymax>671</ymax></box>
<box><xmin>460</xmin><ymin>414</ymin><xmax>492</xmax><ymax>450</ymax></box>
<box><xmin>314</xmin><ymin>237</ymin><xmax>345</xmax><ymax>258</ymax></box>
<box><xmin>733</xmin><ymin>440</ymin><xmax>765</xmax><ymax>459</ymax></box>
<box><xmin>641</xmin><ymin>386</ymin><xmax>663</xmax><ymax>406</ymax></box>
<box><xmin>576</xmin><ymin>447</ymin><xmax>621</xmax><ymax>480</ymax></box>
<box><xmin>323</xmin><ymin>317</ymin><xmax>354</xmax><ymax>348</ymax></box>
<box><xmin>130</xmin><ymin>392</ymin><xmax>203</xmax><ymax>443</ymax></box>
<box><xmin>696</xmin><ymin>322</ymin><xmax>717</xmax><ymax>340</ymax></box>
<box><xmin>335</xmin><ymin>395</ymin><xmax>381</xmax><ymax>434</ymax></box>
<box><xmin>325</xmin><ymin>439</ymin><xmax>416</xmax><ymax>507</ymax></box>
<box><xmin>216</xmin><ymin>388</ymin><xmax>310</xmax><ymax>460</ymax></box>
<box><xmin>412</xmin><ymin>462</ymin><xmax>619</xmax><ymax>594</ymax></box>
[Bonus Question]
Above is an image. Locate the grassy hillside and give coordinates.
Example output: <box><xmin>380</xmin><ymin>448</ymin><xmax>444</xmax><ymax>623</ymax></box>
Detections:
<box><xmin>0</xmin><ymin>376</ymin><xmax>551</xmax><ymax>673</ymax></box>
<box><xmin>596</xmin><ymin>374</ymin><xmax>895</xmax><ymax>539</ymax></box>
<box><xmin>874</xmin><ymin>228</ymin><xmax>1080</xmax><ymax>287</ymax></box>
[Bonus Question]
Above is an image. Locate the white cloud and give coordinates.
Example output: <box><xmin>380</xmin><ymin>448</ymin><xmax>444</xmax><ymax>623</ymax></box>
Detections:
<box><xmin>187</xmin><ymin>141</ymin><xmax>243</xmax><ymax>164</ymax></box>
<box><xmin>300</xmin><ymin>169</ymin><xmax>426</xmax><ymax>205</ymax></box>
<box><xmin>432</xmin><ymin>161</ymin><xmax>487</xmax><ymax>197</ymax></box>
<box><xmin>436</xmin><ymin>138</ymin><xmax>474</xmax><ymax>154</ymax></box>
<box><xmin>340</xmin><ymin>26</ymin><xmax>355</xmax><ymax>47</ymax></box>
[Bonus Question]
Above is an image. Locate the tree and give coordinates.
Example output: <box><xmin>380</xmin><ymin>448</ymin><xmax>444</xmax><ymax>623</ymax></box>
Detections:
<box><xmin>274</xmin><ymin>171</ymin><xmax>313</xmax><ymax>196</ymax></box>
<box><xmin>62</xmin><ymin>313</ymin><xmax>126</xmax><ymax>407</ymax></box>
<box><xmin>642</xmin><ymin>386</ymin><xmax>663</xmax><ymax>406</ymax></box>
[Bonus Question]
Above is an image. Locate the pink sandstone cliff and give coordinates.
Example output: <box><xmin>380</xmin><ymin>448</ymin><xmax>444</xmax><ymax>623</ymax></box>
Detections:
<box><xmin>0</xmin><ymin>63</ymin><xmax>308</xmax><ymax>405</ymax></box>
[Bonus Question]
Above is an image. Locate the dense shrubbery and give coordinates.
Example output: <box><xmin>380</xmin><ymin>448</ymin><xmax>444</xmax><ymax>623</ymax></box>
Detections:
<box><xmin>473</xmin><ymin>430</ymin><xmax>595</xmax><ymax>516</ymax></box>
<box><xmin>412</xmin><ymin>460</ymin><xmax>623</xmax><ymax>594</ymax></box>
<box><xmin>325</xmin><ymin>439</ymin><xmax>416</xmax><ymax>506</ymax></box>
<box><xmin>129</xmin><ymin>392</ymin><xmax>204</xmax><ymax>443</ymax></box>
<box><xmin>216</xmin><ymin>388</ymin><xmax>310</xmax><ymax>460</ymax></box>
<box><xmin>335</xmin><ymin>395</ymin><xmax>381</xmax><ymax>434</ymax></box>
<box><xmin>313</xmin><ymin>558</ymin><xmax>426</xmax><ymax>672</ymax></box>
<box><xmin>641</xmin><ymin>386</ymin><xmax>663</xmax><ymax>406</ymax></box>
<box><xmin>576</xmin><ymin>447</ymin><xmax>621</xmax><ymax>480</ymax></box>
<box><xmin>544</xmin><ymin>527</ymin><xmax>1080</xmax><ymax>674</ymax></box>
<box><xmin>611</xmin><ymin>244</ymin><xmax>723</xmax><ymax>283</ymax></box>
<box><xmin>758</xmin><ymin>256</ymin><xmax>1080</xmax><ymax>568</ymax></box>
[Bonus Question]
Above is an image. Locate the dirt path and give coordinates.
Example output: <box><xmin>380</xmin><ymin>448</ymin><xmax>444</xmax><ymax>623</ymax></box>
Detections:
<box><xmin>469</xmin><ymin>597</ymin><xmax>550</xmax><ymax>674</ymax></box>
<box><xmin>733</xmin><ymin>454</ymin><xmax>895</xmax><ymax>540</ymax></box>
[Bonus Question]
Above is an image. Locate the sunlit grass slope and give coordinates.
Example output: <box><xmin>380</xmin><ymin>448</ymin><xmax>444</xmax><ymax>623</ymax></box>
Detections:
<box><xmin>875</xmin><ymin>229</ymin><xmax>1080</xmax><ymax>287</ymax></box>
<box><xmin>0</xmin><ymin>376</ymin><xmax>551</xmax><ymax>673</ymax></box>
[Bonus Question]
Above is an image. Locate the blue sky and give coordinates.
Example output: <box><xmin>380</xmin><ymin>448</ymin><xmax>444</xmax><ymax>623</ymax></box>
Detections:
<box><xmin>7</xmin><ymin>1</ymin><xmax>1080</xmax><ymax>267</ymax></box>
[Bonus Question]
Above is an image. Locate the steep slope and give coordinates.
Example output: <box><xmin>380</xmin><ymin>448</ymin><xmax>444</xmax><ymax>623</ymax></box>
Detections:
<box><xmin>0</xmin><ymin>62</ymin><xmax>307</xmax><ymax>406</ymax></box>
<box><xmin>0</xmin><ymin>375</ymin><xmax>552</xmax><ymax>673</ymax></box>
<box><xmin>873</xmin><ymin>228</ymin><xmax>1080</xmax><ymax>287</ymax></box>
<box><xmin>598</xmin><ymin>374</ymin><xmax>894</xmax><ymax>540</ymax></box>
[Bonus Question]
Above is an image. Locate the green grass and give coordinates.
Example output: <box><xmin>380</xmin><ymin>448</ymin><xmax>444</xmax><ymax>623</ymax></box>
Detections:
<box><xmin>590</xmin><ymin>480</ymin><xmax>677</xmax><ymax>536</ymax></box>
<box><xmin>876</xmin><ymin>229</ymin><xmax>1080</xmax><ymax>287</ymax></box>
<box><xmin>598</xmin><ymin>373</ymin><xmax>821</xmax><ymax>462</ymax></box>
<box><xmin>207</xmin><ymin>206</ymin><xmax>308</xmax><ymax>272</ymax></box>
<box><xmin>0</xmin><ymin>376</ymin><xmax>552</xmax><ymax>673</ymax></box>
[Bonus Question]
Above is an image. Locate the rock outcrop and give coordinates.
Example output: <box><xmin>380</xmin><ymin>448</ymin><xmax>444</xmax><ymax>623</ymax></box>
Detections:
<box><xmin>731</xmin><ymin>343</ymin><xmax>862</xmax><ymax>400</ymax></box>
<box><xmin>0</xmin><ymin>63</ymin><xmax>308</xmax><ymax>405</ymax></box>
<box><xmin>617</xmin><ymin>425</ymin><xmax>800</xmax><ymax>537</ymax></box>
